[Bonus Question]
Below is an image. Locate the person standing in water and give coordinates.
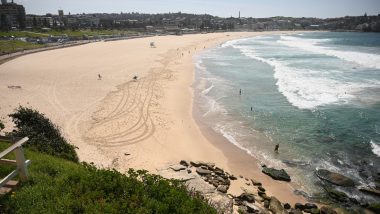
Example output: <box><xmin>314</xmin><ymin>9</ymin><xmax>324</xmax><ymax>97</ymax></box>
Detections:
<box><xmin>239</xmin><ymin>89</ymin><xmax>242</xmax><ymax>95</ymax></box>
<box><xmin>274</xmin><ymin>144</ymin><xmax>279</xmax><ymax>153</ymax></box>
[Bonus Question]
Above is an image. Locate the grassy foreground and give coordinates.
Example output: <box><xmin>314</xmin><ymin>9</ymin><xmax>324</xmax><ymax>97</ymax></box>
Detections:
<box><xmin>0</xmin><ymin>40</ymin><xmax>45</xmax><ymax>55</ymax></box>
<box><xmin>0</xmin><ymin>141</ymin><xmax>216</xmax><ymax>213</ymax></box>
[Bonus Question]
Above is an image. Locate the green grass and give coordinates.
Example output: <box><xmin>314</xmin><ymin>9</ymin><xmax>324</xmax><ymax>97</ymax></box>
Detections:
<box><xmin>0</xmin><ymin>141</ymin><xmax>216</xmax><ymax>213</ymax></box>
<box><xmin>0</xmin><ymin>40</ymin><xmax>45</xmax><ymax>55</ymax></box>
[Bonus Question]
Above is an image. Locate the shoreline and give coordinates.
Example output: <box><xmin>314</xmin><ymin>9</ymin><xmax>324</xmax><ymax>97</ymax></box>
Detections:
<box><xmin>0</xmin><ymin>31</ymin><xmax>309</xmax><ymax>208</ymax></box>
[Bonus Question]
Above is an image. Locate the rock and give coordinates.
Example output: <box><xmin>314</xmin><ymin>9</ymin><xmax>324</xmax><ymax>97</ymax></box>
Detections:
<box><xmin>169</xmin><ymin>164</ymin><xmax>186</xmax><ymax>172</ymax></box>
<box><xmin>185</xmin><ymin>177</ymin><xmax>215</xmax><ymax>194</ymax></box>
<box><xmin>244</xmin><ymin>202</ymin><xmax>257</xmax><ymax>213</ymax></box>
<box><xmin>205</xmin><ymin>192</ymin><xmax>233</xmax><ymax>214</ymax></box>
<box><xmin>289</xmin><ymin>208</ymin><xmax>302</xmax><ymax>214</ymax></box>
<box><xmin>217</xmin><ymin>185</ymin><xmax>229</xmax><ymax>193</ymax></box>
<box><xmin>325</xmin><ymin>188</ymin><xmax>349</xmax><ymax>202</ymax></box>
<box><xmin>158</xmin><ymin>167</ymin><xmax>196</xmax><ymax>181</ymax></box>
<box><xmin>320</xmin><ymin>206</ymin><xmax>337</xmax><ymax>214</ymax></box>
<box><xmin>264</xmin><ymin>200</ymin><xmax>270</xmax><ymax>208</ymax></box>
<box><xmin>258</xmin><ymin>191</ymin><xmax>271</xmax><ymax>200</ymax></box>
<box><xmin>316</xmin><ymin>169</ymin><xmax>355</xmax><ymax>187</ymax></box>
<box><xmin>269</xmin><ymin>196</ymin><xmax>289</xmax><ymax>214</ymax></box>
<box><xmin>310</xmin><ymin>208</ymin><xmax>320</xmax><ymax>214</ymax></box>
<box><xmin>294</xmin><ymin>203</ymin><xmax>304</xmax><ymax>210</ymax></box>
<box><xmin>283</xmin><ymin>203</ymin><xmax>291</xmax><ymax>209</ymax></box>
<box><xmin>258</xmin><ymin>186</ymin><xmax>266</xmax><ymax>192</ymax></box>
<box><xmin>359</xmin><ymin>187</ymin><xmax>380</xmax><ymax>197</ymax></box>
<box><xmin>190</xmin><ymin>161</ymin><xmax>213</xmax><ymax>168</ymax></box>
<box><xmin>124</xmin><ymin>153</ymin><xmax>130</xmax><ymax>156</ymax></box>
<box><xmin>187</xmin><ymin>169</ymin><xmax>191</xmax><ymax>174</ymax></box>
<box><xmin>237</xmin><ymin>193</ymin><xmax>255</xmax><ymax>203</ymax></box>
<box><xmin>190</xmin><ymin>161</ymin><xmax>202</xmax><ymax>167</ymax></box>
<box><xmin>368</xmin><ymin>203</ymin><xmax>380</xmax><ymax>213</ymax></box>
<box><xmin>179</xmin><ymin>160</ymin><xmax>189</xmax><ymax>167</ymax></box>
<box><xmin>196</xmin><ymin>167</ymin><xmax>212</xmax><ymax>176</ymax></box>
<box><xmin>262</xmin><ymin>167</ymin><xmax>291</xmax><ymax>182</ymax></box>
<box><xmin>229</xmin><ymin>174</ymin><xmax>237</xmax><ymax>180</ymax></box>
<box><xmin>304</xmin><ymin>203</ymin><xmax>317</xmax><ymax>210</ymax></box>
<box><xmin>251</xmin><ymin>178</ymin><xmax>262</xmax><ymax>186</ymax></box>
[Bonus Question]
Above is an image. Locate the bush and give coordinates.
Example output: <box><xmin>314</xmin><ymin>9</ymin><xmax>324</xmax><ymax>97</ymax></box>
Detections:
<box><xmin>7</xmin><ymin>106</ymin><xmax>78</xmax><ymax>162</ymax></box>
<box><xmin>0</xmin><ymin>143</ymin><xmax>216</xmax><ymax>213</ymax></box>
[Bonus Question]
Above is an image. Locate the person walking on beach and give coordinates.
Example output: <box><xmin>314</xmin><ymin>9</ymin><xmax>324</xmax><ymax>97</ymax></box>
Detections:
<box><xmin>98</xmin><ymin>74</ymin><xmax>102</xmax><ymax>80</ymax></box>
<box><xmin>239</xmin><ymin>89</ymin><xmax>242</xmax><ymax>95</ymax></box>
<box><xmin>251</xmin><ymin>106</ymin><xmax>253</xmax><ymax>111</ymax></box>
<box><xmin>274</xmin><ymin>144</ymin><xmax>279</xmax><ymax>153</ymax></box>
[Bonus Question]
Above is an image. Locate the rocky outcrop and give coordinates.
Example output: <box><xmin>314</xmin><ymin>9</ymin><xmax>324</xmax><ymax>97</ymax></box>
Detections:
<box><xmin>320</xmin><ymin>206</ymin><xmax>337</xmax><ymax>214</ymax></box>
<box><xmin>359</xmin><ymin>187</ymin><xmax>380</xmax><ymax>197</ymax></box>
<box><xmin>196</xmin><ymin>167</ymin><xmax>212</xmax><ymax>175</ymax></box>
<box><xmin>269</xmin><ymin>196</ymin><xmax>289</xmax><ymax>214</ymax></box>
<box><xmin>316</xmin><ymin>169</ymin><xmax>355</xmax><ymax>187</ymax></box>
<box><xmin>262</xmin><ymin>167</ymin><xmax>291</xmax><ymax>182</ymax></box>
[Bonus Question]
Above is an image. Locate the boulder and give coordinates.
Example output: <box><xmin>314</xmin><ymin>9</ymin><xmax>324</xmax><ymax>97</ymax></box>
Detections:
<box><xmin>258</xmin><ymin>186</ymin><xmax>266</xmax><ymax>192</ymax></box>
<box><xmin>289</xmin><ymin>209</ymin><xmax>302</xmax><ymax>214</ymax></box>
<box><xmin>244</xmin><ymin>202</ymin><xmax>270</xmax><ymax>214</ymax></box>
<box><xmin>179</xmin><ymin>160</ymin><xmax>189</xmax><ymax>167</ymax></box>
<box><xmin>264</xmin><ymin>200</ymin><xmax>270</xmax><ymax>208</ymax></box>
<box><xmin>237</xmin><ymin>193</ymin><xmax>255</xmax><ymax>203</ymax></box>
<box><xmin>217</xmin><ymin>185</ymin><xmax>229</xmax><ymax>193</ymax></box>
<box><xmin>283</xmin><ymin>203</ymin><xmax>291</xmax><ymax>209</ymax></box>
<box><xmin>325</xmin><ymin>188</ymin><xmax>349</xmax><ymax>202</ymax></box>
<box><xmin>320</xmin><ymin>206</ymin><xmax>337</xmax><ymax>214</ymax></box>
<box><xmin>359</xmin><ymin>187</ymin><xmax>380</xmax><ymax>197</ymax></box>
<box><xmin>310</xmin><ymin>208</ymin><xmax>320</xmax><ymax>214</ymax></box>
<box><xmin>262</xmin><ymin>167</ymin><xmax>291</xmax><ymax>182</ymax></box>
<box><xmin>205</xmin><ymin>192</ymin><xmax>233</xmax><ymax>214</ymax></box>
<box><xmin>196</xmin><ymin>167</ymin><xmax>212</xmax><ymax>176</ymax></box>
<box><xmin>304</xmin><ymin>203</ymin><xmax>317</xmax><ymax>210</ymax></box>
<box><xmin>316</xmin><ymin>169</ymin><xmax>355</xmax><ymax>187</ymax></box>
<box><xmin>251</xmin><ymin>178</ymin><xmax>262</xmax><ymax>186</ymax></box>
<box><xmin>229</xmin><ymin>174</ymin><xmax>237</xmax><ymax>180</ymax></box>
<box><xmin>169</xmin><ymin>164</ymin><xmax>186</xmax><ymax>172</ymax></box>
<box><xmin>294</xmin><ymin>203</ymin><xmax>304</xmax><ymax>210</ymax></box>
<box><xmin>269</xmin><ymin>196</ymin><xmax>289</xmax><ymax>214</ymax></box>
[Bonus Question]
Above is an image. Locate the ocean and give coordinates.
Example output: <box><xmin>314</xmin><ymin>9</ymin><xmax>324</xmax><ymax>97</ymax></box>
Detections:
<box><xmin>194</xmin><ymin>32</ymin><xmax>380</xmax><ymax>202</ymax></box>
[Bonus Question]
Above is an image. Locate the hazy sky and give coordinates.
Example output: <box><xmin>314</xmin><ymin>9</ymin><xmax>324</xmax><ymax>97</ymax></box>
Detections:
<box><xmin>15</xmin><ymin>0</ymin><xmax>380</xmax><ymax>18</ymax></box>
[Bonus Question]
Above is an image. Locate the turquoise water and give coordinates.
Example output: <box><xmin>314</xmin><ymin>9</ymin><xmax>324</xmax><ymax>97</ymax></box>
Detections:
<box><xmin>194</xmin><ymin>32</ymin><xmax>380</xmax><ymax>200</ymax></box>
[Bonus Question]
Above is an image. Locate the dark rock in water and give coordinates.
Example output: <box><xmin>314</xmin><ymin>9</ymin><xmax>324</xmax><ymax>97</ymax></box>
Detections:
<box><xmin>325</xmin><ymin>188</ymin><xmax>349</xmax><ymax>203</ymax></box>
<box><xmin>217</xmin><ymin>185</ymin><xmax>229</xmax><ymax>193</ymax></box>
<box><xmin>229</xmin><ymin>174</ymin><xmax>237</xmax><ymax>180</ymax></box>
<box><xmin>264</xmin><ymin>200</ymin><xmax>270</xmax><ymax>208</ymax></box>
<box><xmin>269</xmin><ymin>196</ymin><xmax>289</xmax><ymax>214</ymax></box>
<box><xmin>368</xmin><ymin>203</ymin><xmax>380</xmax><ymax>213</ymax></box>
<box><xmin>196</xmin><ymin>167</ymin><xmax>212</xmax><ymax>175</ymax></box>
<box><xmin>320</xmin><ymin>206</ymin><xmax>337</xmax><ymax>214</ymax></box>
<box><xmin>251</xmin><ymin>178</ymin><xmax>262</xmax><ymax>186</ymax></box>
<box><xmin>179</xmin><ymin>160</ymin><xmax>189</xmax><ymax>167</ymax></box>
<box><xmin>258</xmin><ymin>186</ymin><xmax>266</xmax><ymax>192</ymax></box>
<box><xmin>321</xmin><ymin>136</ymin><xmax>336</xmax><ymax>143</ymax></box>
<box><xmin>316</xmin><ymin>169</ymin><xmax>355</xmax><ymax>187</ymax></box>
<box><xmin>283</xmin><ymin>203</ymin><xmax>291</xmax><ymax>209</ymax></box>
<box><xmin>293</xmin><ymin>189</ymin><xmax>310</xmax><ymax>199</ymax></box>
<box><xmin>304</xmin><ymin>203</ymin><xmax>317</xmax><ymax>210</ymax></box>
<box><xmin>310</xmin><ymin>208</ymin><xmax>320</xmax><ymax>214</ymax></box>
<box><xmin>262</xmin><ymin>167</ymin><xmax>291</xmax><ymax>182</ymax></box>
<box><xmin>237</xmin><ymin>193</ymin><xmax>255</xmax><ymax>203</ymax></box>
<box><xmin>289</xmin><ymin>208</ymin><xmax>302</xmax><ymax>214</ymax></box>
<box><xmin>359</xmin><ymin>187</ymin><xmax>380</xmax><ymax>197</ymax></box>
<box><xmin>294</xmin><ymin>203</ymin><xmax>304</xmax><ymax>210</ymax></box>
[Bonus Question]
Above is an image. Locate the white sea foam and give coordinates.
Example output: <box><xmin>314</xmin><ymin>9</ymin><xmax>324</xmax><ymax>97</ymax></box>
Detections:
<box><xmin>370</xmin><ymin>140</ymin><xmax>380</xmax><ymax>157</ymax></box>
<box><xmin>278</xmin><ymin>36</ymin><xmax>380</xmax><ymax>69</ymax></box>
<box><xmin>201</xmin><ymin>84</ymin><xmax>214</xmax><ymax>95</ymax></box>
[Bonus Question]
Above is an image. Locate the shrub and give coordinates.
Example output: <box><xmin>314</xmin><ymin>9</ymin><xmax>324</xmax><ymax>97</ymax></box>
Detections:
<box><xmin>0</xmin><ymin>143</ymin><xmax>216</xmax><ymax>213</ymax></box>
<box><xmin>7</xmin><ymin>106</ymin><xmax>78</xmax><ymax>162</ymax></box>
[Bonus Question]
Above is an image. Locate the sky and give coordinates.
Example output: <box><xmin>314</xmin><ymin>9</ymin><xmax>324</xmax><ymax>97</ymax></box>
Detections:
<box><xmin>14</xmin><ymin>0</ymin><xmax>380</xmax><ymax>18</ymax></box>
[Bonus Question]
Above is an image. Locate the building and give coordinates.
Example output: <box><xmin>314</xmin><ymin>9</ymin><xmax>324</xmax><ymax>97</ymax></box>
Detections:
<box><xmin>0</xmin><ymin>0</ymin><xmax>26</xmax><ymax>29</ymax></box>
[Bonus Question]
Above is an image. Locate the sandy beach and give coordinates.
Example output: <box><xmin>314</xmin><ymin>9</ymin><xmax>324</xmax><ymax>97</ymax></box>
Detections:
<box><xmin>0</xmin><ymin>32</ymin><xmax>307</xmax><ymax>205</ymax></box>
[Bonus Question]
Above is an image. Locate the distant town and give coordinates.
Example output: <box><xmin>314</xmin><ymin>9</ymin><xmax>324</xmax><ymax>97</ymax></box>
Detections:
<box><xmin>0</xmin><ymin>0</ymin><xmax>379</xmax><ymax>55</ymax></box>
